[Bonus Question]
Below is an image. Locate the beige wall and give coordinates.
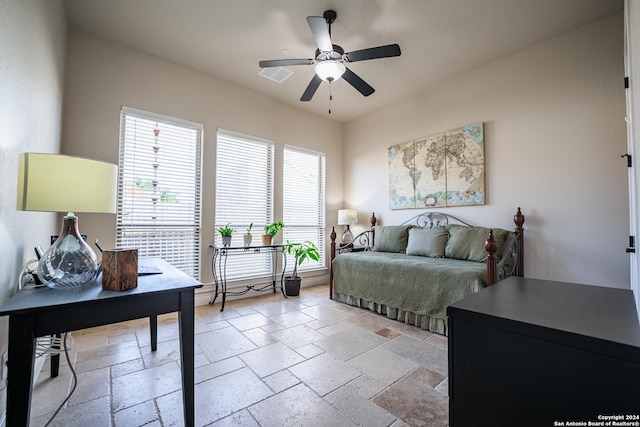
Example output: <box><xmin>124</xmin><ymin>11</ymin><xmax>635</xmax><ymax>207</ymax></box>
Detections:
<box><xmin>0</xmin><ymin>0</ymin><xmax>67</xmax><ymax>414</ymax></box>
<box><xmin>344</xmin><ymin>13</ymin><xmax>629</xmax><ymax>289</ymax></box>
<box><xmin>61</xmin><ymin>30</ymin><xmax>344</xmax><ymax>291</ymax></box>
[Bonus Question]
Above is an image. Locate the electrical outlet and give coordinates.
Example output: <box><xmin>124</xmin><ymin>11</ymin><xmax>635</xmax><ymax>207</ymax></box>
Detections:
<box><xmin>1</xmin><ymin>351</ymin><xmax>7</xmax><ymax>383</ymax></box>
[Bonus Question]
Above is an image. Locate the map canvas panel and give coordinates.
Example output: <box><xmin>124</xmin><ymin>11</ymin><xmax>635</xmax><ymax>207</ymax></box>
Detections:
<box><xmin>388</xmin><ymin>140</ymin><xmax>417</xmax><ymax>208</ymax></box>
<box><xmin>445</xmin><ymin>123</ymin><xmax>485</xmax><ymax>206</ymax></box>
<box><xmin>388</xmin><ymin>122</ymin><xmax>485</xmax><ymax>209</ymax></box>
<box><xmin>415</xmin><ymin>133</ymin><xmax>447</xmax><ymax>207</ymax></box>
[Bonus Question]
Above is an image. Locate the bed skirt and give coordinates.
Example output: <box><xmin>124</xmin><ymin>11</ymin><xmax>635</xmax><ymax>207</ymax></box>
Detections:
<box><xmin>333</xmin><ymin>292</ymin><xmax>448</xmax><ymax>336</ymax></box>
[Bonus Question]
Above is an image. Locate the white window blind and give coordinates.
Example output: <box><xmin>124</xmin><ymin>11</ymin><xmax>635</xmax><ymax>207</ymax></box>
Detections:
<box><xmin>283</xmin><ymin>146</ymin><xmax>326</xmax><ymax>274</ymax></box>
<box><xmin>117</xmin><ymin>107</ymin><xmax>202</xmax><ymax>278</ymax></box>
<box><xmin>215</xmin><ymin>129</ymin><xmax>274</xmax><ymax>281</ymax></box>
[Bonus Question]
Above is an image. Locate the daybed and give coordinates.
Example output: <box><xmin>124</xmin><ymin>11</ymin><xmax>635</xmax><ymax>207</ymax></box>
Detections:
<box><xmin>329</xmin><ymin>208</ymin><xmax>525</xmax><ymax>335</ymax></box>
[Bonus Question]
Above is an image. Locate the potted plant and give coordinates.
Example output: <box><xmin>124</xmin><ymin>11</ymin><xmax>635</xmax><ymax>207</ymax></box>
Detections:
<box><xmin>262</xmin><ymin>221</ymin><xmax>284</xmax><ymax>245</ymax></box>
<box><xmin>243</xmin><ymin>222</ymin><xmax>253</xmax><ymax>246</ymax></box>
<box><xmin>217</xmin><ymin>223</ymin><xmax>234</xmax><ymax>247</ymax></box>
<box><xmin>284</xmin><ymin>240</ymin><xmax>320</xmax><ymax>296</ymax></box>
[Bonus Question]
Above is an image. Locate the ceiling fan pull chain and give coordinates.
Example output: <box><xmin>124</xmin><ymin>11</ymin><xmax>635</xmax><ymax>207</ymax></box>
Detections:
<box><xmin>329</xmin><ymin>82</ymin><xmax>333</xmax><ymax>114</ymax></box>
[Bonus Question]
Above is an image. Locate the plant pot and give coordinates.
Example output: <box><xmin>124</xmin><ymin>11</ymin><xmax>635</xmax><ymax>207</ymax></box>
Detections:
<box><xmin>243</xmin><ymin>233</ymin><xmax>252</xmax><ymax>246</ymax></box>
<box><xmin>262</xmin><ymin>234</ymin><xmax>273</xmax><ymax>246</ymax></box>
<box><xmin>222</xmin><ymin>235</ymin><xmax>232</xmax><ymax>247</ymax></box>
<box><xmin>284</xmin><ymin>276</ymin><xmax>301</xmax><ymax>296</ymax></box>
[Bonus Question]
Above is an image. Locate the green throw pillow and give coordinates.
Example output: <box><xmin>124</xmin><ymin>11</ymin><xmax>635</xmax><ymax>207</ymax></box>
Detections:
<box><xmin>445</xmin><ymin>225</ymin><xmax>511</xmax><ymax>262</ymax></box>
<box><xmin>372</xmin><ymin>225</ymin><xmax>411</xmax><ymax>253</ymax></box>
<box><xmin>406</xmin><ymin>227</ymin><xmax>449</xmax><ymax>258</ymax></box>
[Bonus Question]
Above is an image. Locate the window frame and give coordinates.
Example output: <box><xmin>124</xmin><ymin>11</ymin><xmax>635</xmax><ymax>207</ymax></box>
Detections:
<box><xmin>282</xmin><ymin>144</ymin><xmax>326</xmax><ymax>275</ymax></box>
<box><xmin>214</xmin><ymin>129</ymin><xmax>275</xmax><ymax>281</ymax></box>
<box><xmin>116</xmin><ymin>106</ymin><xmax>203</xmax><ymax>279</ymax></box>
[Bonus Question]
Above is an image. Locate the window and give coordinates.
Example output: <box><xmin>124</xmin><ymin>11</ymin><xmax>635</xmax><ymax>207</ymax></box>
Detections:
<box><xmin>283</xmin><ymin>146</ymin><xmax>326</xmax><ymax>273</ymax></box>
<box><xmin>215</xmin><ymin>129</ymin><xmax>274</xmax><ymax>280</ymax></box>
<box><xmin>117</xmin><ymin>107</ymin><xmax>202</xmax><ymax>278</ymax></box>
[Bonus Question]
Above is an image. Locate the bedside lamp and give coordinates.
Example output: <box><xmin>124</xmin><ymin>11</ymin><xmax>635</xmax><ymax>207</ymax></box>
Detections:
<box><xmin>17</xmin><ymin>153</ymin><xmax>118</xmax><ymax>289</ymax></box>
<box><xmin>337</xmin><ymin>209</ymin><xmax>358</xmax><ymax>245</ymax></box>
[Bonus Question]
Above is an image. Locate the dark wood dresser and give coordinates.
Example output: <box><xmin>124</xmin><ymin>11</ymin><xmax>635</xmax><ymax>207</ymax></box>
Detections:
<box><xmin>447</xmin><ymin>276</ymin><xmax>640</xmax><ymax>427</ymax></box>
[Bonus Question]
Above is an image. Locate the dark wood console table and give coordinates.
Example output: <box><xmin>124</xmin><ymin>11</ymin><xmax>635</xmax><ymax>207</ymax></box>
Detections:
<box><xmin>0</xmin><ymin>258</ymin><xmax>202</xmax><ymax>427</ymax></box>
<box><xmin>447</xmin><ymin>276</ymin><xmax>640</xmax><ymax>426</ymax></box>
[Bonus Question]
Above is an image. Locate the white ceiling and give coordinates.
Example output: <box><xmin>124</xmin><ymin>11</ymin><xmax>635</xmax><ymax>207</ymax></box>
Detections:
<box><xmin>63</xmin><ymin>0</ymin><xmax>623</xmax><ymax>123</ymax></box>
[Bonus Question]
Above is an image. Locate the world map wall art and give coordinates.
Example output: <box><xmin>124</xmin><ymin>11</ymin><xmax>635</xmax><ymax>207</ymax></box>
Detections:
<box><xmin>388</xmin><ymin>122</ymin><xmax>485</xmax><ymax>209</ymax></box>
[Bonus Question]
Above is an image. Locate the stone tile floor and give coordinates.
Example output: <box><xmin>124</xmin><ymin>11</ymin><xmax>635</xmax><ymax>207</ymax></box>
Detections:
<box><xmin>29</xmin><ymin>284</ymin><xmax>449</xmax><ymax>426</ymax></box>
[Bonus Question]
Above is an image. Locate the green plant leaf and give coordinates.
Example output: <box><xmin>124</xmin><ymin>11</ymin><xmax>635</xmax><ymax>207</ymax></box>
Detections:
<box><xmin>285</xmin><ymin>240</ymin><xmax>320</xmax><ymax>279</ymax></box>
<box><xmin>264</xmin><ymin>221</ymin><xmax>284</xmax><ymax>237</ymax></box>
<box><xmin>217</xmin><ymin>223</ymin><xmax>234</xmax><ymax>236</ymax></box>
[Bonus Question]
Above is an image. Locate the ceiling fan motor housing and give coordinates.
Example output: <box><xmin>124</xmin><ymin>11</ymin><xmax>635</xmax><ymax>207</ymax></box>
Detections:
<box><xmin>315</xmin><ymin>45</ymin><xmax>344</xmax><ymax>61</ymax></box>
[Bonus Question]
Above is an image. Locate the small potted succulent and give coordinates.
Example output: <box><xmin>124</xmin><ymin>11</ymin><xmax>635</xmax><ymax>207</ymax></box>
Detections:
<box><xmin>262</xmin><ymin>221</ymin><xmax>284</xmax><ymax>245</ymax></box>
<box><xmin>284</xmin><ymin>240</ymin><xmax>320</xmax><ymax>296</ymax></box>
<box><xmin>243</xmin><ymin>222</ymin><xmax>253</xmax><ymax>246</ymax></box>
<box><xmin>217</xmin><ymin>223</ymin><xmax>234</xmax><ymax>247</ymax></box>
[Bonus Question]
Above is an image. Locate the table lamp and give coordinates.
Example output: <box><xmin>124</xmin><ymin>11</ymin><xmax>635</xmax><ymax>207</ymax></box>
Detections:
<box><xmin>16</xmin><ymin>153</ymin><xmax>118</xmax><ymax>289</ymax></box>
<box><xmin>337</xmin><ymin>209</ymin><xmax>358</xmax><ymax>245</ymax></box>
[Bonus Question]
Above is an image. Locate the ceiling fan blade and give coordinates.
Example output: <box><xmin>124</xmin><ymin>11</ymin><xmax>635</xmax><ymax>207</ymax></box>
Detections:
<box><xmin>300</xmin><ymin>74</ymin><xmax>322</xmax><ymax>102</ymax></box>
<box><xmin>259</xmin><ymin>59</ymin><xmax>314</xmax><ymax>68</ymax></box>
<box><xmin>344</xmin><ymin>44</ymin><xmax>401</xmax><ymax>63</ymax></box>
<box><xmin>342</xmin><ymin>68</ymin><xmax>375</xmax><ymax>97</ymax></box>
<box><xmin>306</xmin><ymin>16</ymin><xmax>333</xmax><ymax>52</ymax></box>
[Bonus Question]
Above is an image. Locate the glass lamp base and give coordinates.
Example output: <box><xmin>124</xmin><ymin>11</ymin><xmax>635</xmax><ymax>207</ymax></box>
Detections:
<box><xmin>341</xmin><ymin>225</ymin><xmax>354</xmax><ymax>245</ymax></box>
<box><xmin>37</xmin><ymin>213</ymin><xmax>98</xmax><ymax>289</ymax></box>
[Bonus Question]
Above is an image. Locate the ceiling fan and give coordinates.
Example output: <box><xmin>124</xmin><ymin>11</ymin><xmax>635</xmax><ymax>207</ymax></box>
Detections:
<box><xmin>258</xmin><ymin>10</ymin><xmax>401</xmax><ymax>102</ymax></box>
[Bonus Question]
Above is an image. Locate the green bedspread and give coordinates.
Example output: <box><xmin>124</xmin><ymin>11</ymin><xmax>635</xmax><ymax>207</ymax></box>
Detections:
<box><xmin>332</xmin><ymin>251</ymin><xmax>488</xmax><ymax>334</ymax></box>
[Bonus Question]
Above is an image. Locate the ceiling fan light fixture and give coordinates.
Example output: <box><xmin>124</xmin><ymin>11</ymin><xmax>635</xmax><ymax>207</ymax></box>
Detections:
<box><xmin>315</xmin><ymin>60</ymin><xmax>346</xmax><ymax>82</ymax></box>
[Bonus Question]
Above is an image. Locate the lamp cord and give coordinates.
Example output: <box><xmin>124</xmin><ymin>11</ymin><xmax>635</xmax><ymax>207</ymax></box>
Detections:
<box><xmin>44</xmin><ymin>332</ymin><xmax>77</xmax><ymax>426</ymax></box>
<box><xmin>18</xmin><ymin>259</ymin><xmax>43</xmax><ymax>290</ymax></box>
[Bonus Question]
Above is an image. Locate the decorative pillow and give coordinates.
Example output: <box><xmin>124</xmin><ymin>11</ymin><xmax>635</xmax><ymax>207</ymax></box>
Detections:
<box><xmin>445</xmin><ymin>225</ymin><xmax>511</xmax><ymax>262</ymax></box>
<box><xmin>406</xmin><ymin>227</ymin><xmax>449</xmax><ymax>258</ymax></box>
<box><xmin>372</xmin><ymin>225</ymin><xmax>411</xmax><ymax>253</ymax></box>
